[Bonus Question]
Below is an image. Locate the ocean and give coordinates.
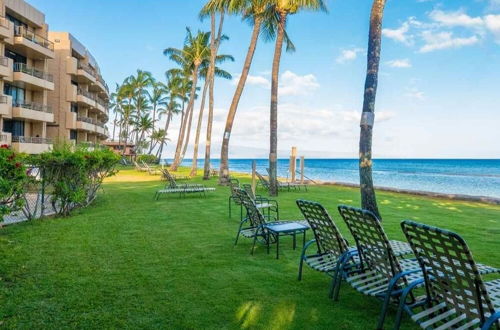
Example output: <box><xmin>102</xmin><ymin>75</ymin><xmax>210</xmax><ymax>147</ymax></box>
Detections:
<box><xmin>170</xmin><ymin>159</ymin><xmax>500</xmax><ymax>199</ymax></box>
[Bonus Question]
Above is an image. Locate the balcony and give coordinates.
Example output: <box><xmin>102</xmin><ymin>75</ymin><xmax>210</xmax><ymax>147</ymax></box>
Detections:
<box><xmin>76</xmin><ymin>115</ymin><xmax>102</xmax><ymax>133</ymax></box>
<box><xmin>11</xmin><ymin>136</ymin><xmax>52</xmax><ymax>154</ymax></box>
<box><xmin>0</xmin><ymin>57</ymin><xmax>13</xmax><ymax>80</ymax></box>
<box><xmin>12</xmin><ymin>101</ymin><xmax>54</xmax><ymax>123</ymax></box>
<box><xmin>91</xmin><ymin>74</ymin><xmax>109</xmax><ymax>95</ymax></box>
<box><xmin>77</xmin><ymin>87</ymin><xmax>97</xmax><ymax>108</ymax></box>
<box><xmin>77</xmin><ymin>62</ymin><xmax>96</xmax><ymax>84</ymax></box>
<box><xmin>13</xmin><ymin>63</ymin><xmax>54</xmax><ymax>91</ymax></box>
<box><xmin>0</xmin><ymin>132</ymin><xmax>12</xmax><ymax>145</ymax></box>
<box><xmin>12</xmin><ymin>26</ymin><xmax>54</xmax><ymax>59</ymax></box>
<box><xmin>0</xmin><ymin>95</ymin><xmax>12</xmax><ymax>117</ymax></box>
<box><xmin>95</xmin><ymin>97</ymin><xmax>108</xmax><ymax>116</ymax></box>
<box><xmin>0</xmin><ymin>16</ymin><xmax>13</xmax><ymax>40</ymax></box>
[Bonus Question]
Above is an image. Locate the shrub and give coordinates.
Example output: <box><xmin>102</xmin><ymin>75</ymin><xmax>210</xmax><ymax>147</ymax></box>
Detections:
<box><xmin>0</xmin><ymin>145</ymin><xmax>28</xmax><ymax>222</ymax></box>
<box><xmin>31</xmin><ymin>144</ymin><xmax>120</xmax><ymax>216</ymax></box>
<box><xmin>136</xmin><ymin>154</ymin><xmax>159</xmax><ymax>165</ymax></box>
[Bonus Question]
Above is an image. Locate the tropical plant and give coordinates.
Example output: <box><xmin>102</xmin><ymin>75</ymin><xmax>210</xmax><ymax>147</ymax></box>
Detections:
<box><xmin>214</xmin><ymin>0</ymin><xmax>294</xmax><ymax>184</ymax></box>
<box><xmin>0</xmin><ymin>145</ymin><xmax>27</xmax><ymax>222</ymax></box>
<box><xmin>148</xmin><ymin>81</ymin><xmax>168</xmax><ymax>151</ymax></box>
<box><xmin>164</xmin><ymin>28</ymin><xmax>212</xmax><ymax>171</ymax></box>
<box><xmin>126</xmin><ymin>70</ymin><xmax>154</xmax><ymax>145</ymax></box>
<box><xmin>359</xmin><ymin>0</ymin><xmax>386</xmax><ymax>217</ymax></box>
<box><xmin>267</xmin><ymin>0</ymin><xmax>326</xmax><ymax>196</ymax></box>
<box><xmin>190</xmin><ymin>43</ymin><xmax>233</xmax><ymax>176</ymax></box>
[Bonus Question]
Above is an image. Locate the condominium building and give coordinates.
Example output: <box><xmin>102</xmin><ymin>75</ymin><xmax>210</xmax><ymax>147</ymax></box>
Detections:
<box><xmin>0</xmin><ymin>0</ymin><xmax>55</xmax><ymax>153</ymax></box>
<box><xmin>47</xmin><ymin>32</ymin><xmax>109</xmax><ymax>146</ymax></box>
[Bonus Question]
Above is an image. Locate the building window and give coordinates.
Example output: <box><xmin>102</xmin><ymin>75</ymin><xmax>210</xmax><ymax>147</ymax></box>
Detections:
<box><xmin>6</xmin><ymin>14</ymin><xmax>28</xmax><ymax>30</ymax></box>
<box><xmin>3</xmin><ymin>119</ymin><xmax>25</xmax><ymax>137</ymax></box>
<box><xmin>70</xmin><ymin>102</ymin><xmax>78</xmax><ymax>113</ymax></box>
<box><xmin>4</xmin><ymin>49</ymin><xmax>27</xmax><ymax>64</ymax></box>
<box><xmin>4</xmin><ymin>83</ymin><xmax>25</xmax><ymax>104</ymax></box>
<box><xmin>70</xmin><ymin>130</ymin><xmax>77</xmax><ymax>141</ymax></box>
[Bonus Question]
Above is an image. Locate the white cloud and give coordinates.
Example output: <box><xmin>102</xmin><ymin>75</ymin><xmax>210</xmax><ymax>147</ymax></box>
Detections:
<box><xmin>279</xmin><ymin>71</ymin><xmax>320</xmax><ymax>96</ymax></box>
<box><xmin>485</xmin><ymin>14</ymin><xmax>500</xmax><ymax>41</ymax></box>
<box><xmin>429</xmin><ymin>10</ymin><xmax>484</xmax><ymax>28</ymax></box>
<box><xmin>405</xmin><ymin>87</ymin><xmax>425</xmax><ymax>100</ymax></box>
<box><xmin>232</xmin><ymin>74</ymin><xmax>270</xmax><ymax>88</ymax></box>
<box><xmin>386</xmin><ymin>59</ymin><xmax>412</xmax><ymax>68</ymax></box>
<box><xmin>419</xmin><ymin>31</ymin><xmax>479</xmax><ymax>52</ymax></box>
<box><xmin>382</xmin><ymin>18</ymin><xmax>420</xmax><ymax>45</ymax></box>
<box><xmin>336</xmin><ymin>48</ymin><xmax>364</xmax><ymax>63</ymax></box>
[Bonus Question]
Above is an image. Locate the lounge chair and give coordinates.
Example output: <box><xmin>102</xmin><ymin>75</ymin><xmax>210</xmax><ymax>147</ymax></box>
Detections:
<box><xmin>154</xmin><ymin>169</ymin><xmax>215</xmax><ymax>200</ymax></box>
<box><xmin>296</xmin><ymin>200</ymin><xmax>413</xmax><ymax>290</ymax></box>
<box><xmin>255</xmin><ymin>171</ymin><xmax>291</xmax><ymax>192</ymax></box>
<box><xmin>161</xmin><ymin>168</ymin><xmax>190</xmax><ymax>181</ymax></box>
<box><xmin>141</xmin><ymin>161</ymin><xmax>160</xmax><ymax>175</ymax></box>
<box><xmin>336</xmin><ymin>206</ymin><xmax>498</xmax><ymax>329</ymax></box>
<box><xmin>242</xmin><ymin>183</ymin><xmax>279</xmax><ymax>220</ymax></box>
<box><xmin>399</xmin><ymin>220</ymin><xmax>500</xmax><ymax>330</ymax></box>
<box><xmin>134</xmin><ymin>160</ymin><xmax>148</xmax><ymax>172</ymax></box>
<box><xmin>228</xmin><ymin>178</ymin><xmax>243</xmax><ymax>220</ymax></box>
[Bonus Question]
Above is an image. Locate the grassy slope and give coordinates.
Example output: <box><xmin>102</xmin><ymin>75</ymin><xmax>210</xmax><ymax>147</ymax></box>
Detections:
<box><xmin>1</xmin><ymin>168</ymin><xmax>499</xmax><ymax>329</ymax></box>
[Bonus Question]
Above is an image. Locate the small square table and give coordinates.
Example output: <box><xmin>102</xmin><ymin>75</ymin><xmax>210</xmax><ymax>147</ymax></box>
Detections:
<box><xmin>265</xmin><ymin>221</ymin><xmax>310</xmax><ymax>259</ymax></box>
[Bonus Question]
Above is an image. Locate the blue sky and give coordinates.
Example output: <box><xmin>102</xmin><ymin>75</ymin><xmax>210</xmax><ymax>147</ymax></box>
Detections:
<box><xmin>32</xmin><ymin>0</ymin><xmax>500</xmax><ymax>158</ymax></box>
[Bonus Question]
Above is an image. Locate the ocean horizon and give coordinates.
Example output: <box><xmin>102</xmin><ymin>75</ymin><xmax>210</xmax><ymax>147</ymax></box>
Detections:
<box><xmin>167</xmin><ymin>158</ymin><xmax>500</xmax><ymax>199</ymax></box>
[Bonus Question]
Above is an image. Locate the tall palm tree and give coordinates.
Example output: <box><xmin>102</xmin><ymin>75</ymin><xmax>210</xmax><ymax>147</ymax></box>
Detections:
<box><xmin>118</xmin><ymin>81</ymin><xmax>136</xmax><ymax>153</ymax></box>
<box><xmin>164</xmin><ymin>28</ymin><xmax>211</xmax><ymax>171</ymax></box>
<box><xmin>213</xmin><ymin>0</ymin><xmax>292</xmax><ymax>184</ymax></box>
<box><xmin>267</xmin><ymin>0</ymin><xmax>326</xmax><ymax>196</ymax></box>
<box><xmin>190</xmin><ymin>57</ymin><xmax>233</xmax><ymax>177</ymax></box>
<box><xmin>202</xmin><ymin>10</ymin><xmax>225</xmax><ymax>179</ymax></box>
<box><xmin>134</xmin><ymin>113</ymin><xmax>155</xmax><ymax>152</ymax></box>
<box><xmin>359</xmin><ymin>0</ymin><xmax>386</xmax><ymax>218</ymax></box>
<box><xmin>127</xmin><ymin>70</ymin><xmax>153</xmax><ymax>145</ymax></box>
<box><xmin>149</xmin><ymin>129</ymin><xmax>169</xmax><ymax>157</ymax></box>
<box><xmin>156</xmin><ymin>98</ymin><xmax>181</xmax><ymax>159</ymax></box>
<box><xmin>148</xmin><ymin>81</ymin><xmax>168</xmax><ymax>152</ymax></box>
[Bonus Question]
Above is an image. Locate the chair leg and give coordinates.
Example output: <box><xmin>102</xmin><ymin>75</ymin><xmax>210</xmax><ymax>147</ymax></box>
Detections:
<box><xmin>393</xmin><ymin>279</ymin><xmax>424</xmax><ymax>330</ymax></box>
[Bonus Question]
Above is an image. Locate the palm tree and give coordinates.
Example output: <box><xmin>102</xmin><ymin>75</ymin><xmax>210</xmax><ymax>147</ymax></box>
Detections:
<box><xmin>148</xmin><ymin>81</ymin><xmax>168</xmax><ymax>152</ymax></box>
<box><xmin>127</xmin><ymin>70</ymin><xmax>153</xmax><ymax>145</ymax></box>
<box><xmin>267</xmin><ymin>0</ymin><xmax>326</xmax><ymax>196</ymax></box>
<box><xmin>156</xmin><ymin>99</ymin><xmax>181</xmax><ymax>158</ymax></box>
<box><xmin>213</xmin><ymin>0</ymin><xmax>291</xmax><ymax>184</ymax></box>
<box><xmin>190</xmin><ymin>56</ymin><xmax>233</xmax><ymax>177</ymax></box>
<box><xmin>120</xmin><ymin>103</ymin><xmax>135</xmax><ymax>156</ymax></box>
<box><xmin>359</xmin><ymin>0</ymin><xmax>386</xmax><ymax>218</ymax></box>
<box><xmin>149</xmin><ymin>129</ymin><xmax>170</xmax><ymax>157</ymax></box>
<box><xmin>109</xmin><ymin>84</ymin><xmax>121</xmax><ymax>141</ymax></box>
<box><xmin>164</xmin><ymin>28</ymin><xmax>211</xmax><ymax>171</ymax></box>
<box><xmin>201</xmin><ymin>9</ymin><xmax>226</xmax><ymax>179</ymax></box>
<box><xmin>134</xmin><ymin>113</ymin><xmax>155</xmax><ymax>152</ymax></box>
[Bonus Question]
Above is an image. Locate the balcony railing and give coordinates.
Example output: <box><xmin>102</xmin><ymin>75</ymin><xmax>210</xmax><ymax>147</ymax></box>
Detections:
<box><xmin>14</xmin><ymin>26</ymin><xmax>54</xmax><ymax>51</ymax></box>
<box><xmin>0</xmin><ymin>56</ymin><xmax>9</xmax><ymax>67</ymax></box>
<box><xmin>97</xmin><ymin>75</ymin><xmax>109</xmax><ymax>92</ymax></box>
<box><xmin>13</xmin><ymin>63</ymin><xmax>54</xmax><ymax>83</ymax></box>
<box><xmin>77</xmin><ymin>87</ymin><xmax>97</xmax><ymax>101</ymax></box>
<box><xmin>12</xmin><ymin>101</ymin><xmax>53</xmax><ymax>113</ymax></box>
<box><xmin>77</xmin><ymin>62</ymin><xmax>96</xmax><ymax>76</ymax></box>
<box><xmin>0</xmin><ymin>133</ymin><xmax>8</xmax><ymax>142</ymax></box>
<box><xmin>12</xmin><ymin>136</ymin><xmax>52</xmax><ymax>144</ymax></box>
<box><xmin>0</xmin><ymin>95</ymin><xmax>8</xmax><ymax>104</ymax></box>
<box><xmin>77</xmin><ymin>116</ymin><xmax>105</xmax><ymax>127</ymax></box>
<box><xmin>96</xmin><ymin>98</ymin><xmax>108</xmax><ymax>107</ymax></box>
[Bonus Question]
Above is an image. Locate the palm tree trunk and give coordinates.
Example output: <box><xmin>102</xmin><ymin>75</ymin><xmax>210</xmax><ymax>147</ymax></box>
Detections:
<box><xmin>149</xmin><ymin>104</ymin><xmax>157</xmax><ymax>153</ymax></box>
<box><xmin>190</xmin><ymin>80</ymin><xmax>209</xmax><ymax>176</ymax></box>
<box><xmin>179</xmin><ymin>93</ymin><xmax>197</xmax><ymax>163</ymax></box>
<box><xmin>219</xmin><ymin>17</ymin><xmax>262</xmax><ymax>185</ymax></box>
<box><xmin>203</xmin><ymin>12</ymin><xmax>224</xmax><ymax>180</ymax></box>
<box><xmin>157</xmin><ymin>111</ymin><xmax>172</xmax><ymax>158</ymax></box>
<box><xmin>171</xmin><ymin>102</ymin><xmax>186</xmax><ymax>170</ymax></box>
<box><xmin>359</xmin><ymin>0</ymin><xmax>386</xmax><ymax>218</ymax></box>
<box><xmin>269</xmin><ymin>12</ymin><xmax>287</xmax><ymax>196</ymax></box>
<box><xmin>171</xmin><ymin>69</ymin><xmax>199</xmax><ymax>171</ymax></box>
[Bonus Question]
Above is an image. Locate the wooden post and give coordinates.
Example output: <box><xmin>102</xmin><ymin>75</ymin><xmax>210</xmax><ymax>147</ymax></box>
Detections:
<box><xmin>300</xmin><ymin>156</ymin><xmax>305</xmax><ymax>184</ymax></box>
<box><xmin>251</xmin><ymin>160</ymin><xmax>257</xmax><ymax>194</ymax></box>
<box><xmin>290</xmin><ymin>147</ymin><xmax>297</xmax><ymax>182</ymax></box>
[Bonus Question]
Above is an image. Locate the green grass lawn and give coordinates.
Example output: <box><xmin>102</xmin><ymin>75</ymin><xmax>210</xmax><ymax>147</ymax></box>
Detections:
<box><xmin>1</xmin><ymin>168</ymin><xmax>499</xmax><ymax>329</ymax></box>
